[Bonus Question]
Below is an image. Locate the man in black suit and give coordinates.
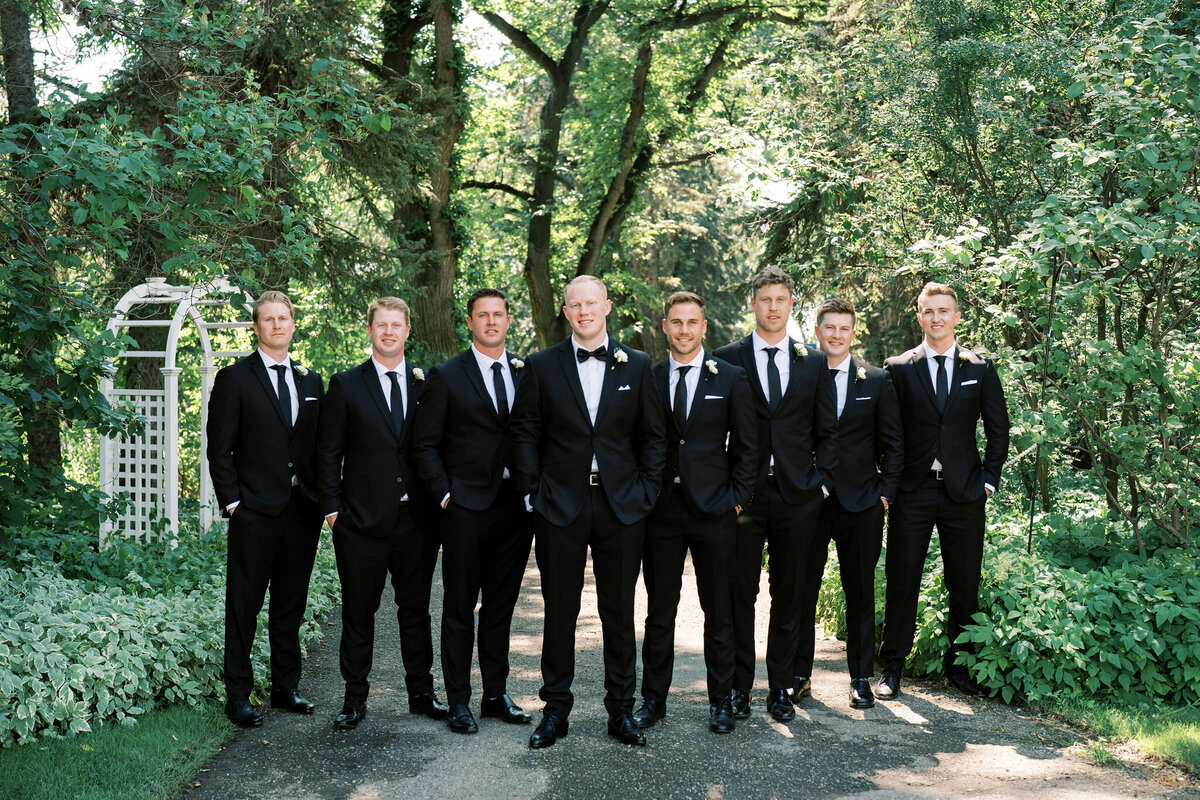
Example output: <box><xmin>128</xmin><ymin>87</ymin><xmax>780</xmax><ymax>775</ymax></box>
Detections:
<box><xmin>877</xmin><ymin>282</ymin><xmax>1010</xmax><ymax>700</ymax></box>
<box><xmin>793</xmin><ymin>298</ymin><xmax>903</xmax><ymax>710</ymax></box>
<box><xmin>713</xmin><ymin>266</ymin><xmax>838</xmax><ymax>723</ymax></box>
<box><xmin>412</xmin><ymin>288</ymin><xmax>533</xmax><ymax>735</ymax></box>
<box><xmin>316</xmin><ymin>296</ymin><xmax>447</xmax><ymax>729</ymax></box>
<box><xmin>207</xmin><ymin>290</ymin><xmax>324</xmax><ymax>728</ymax></box>
<box><xmin>633</xmin><ymin>292</ymin><xmax>757</xmax><ymax>735</ymax></box>
<box><xmin>510</xmin><ymin>275</ymin><xmax>667</xmax><ymax>748</ymax></box>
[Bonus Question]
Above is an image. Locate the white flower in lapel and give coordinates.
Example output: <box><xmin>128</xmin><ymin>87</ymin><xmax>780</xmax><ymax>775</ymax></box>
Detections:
<box><xmin>611</xmin><ymin>347</ymin><xmax>628</xmax><ymax>369</ymax></box>
<box><xmin>292</xmin><ymin>363</ymin><xmax>308</xmax><ymax>378</ymax></box>
<box><xmin>957</xmin><ymin>349</ymin><xmax>971</xmax><ymax>363</ymax></box>
<box><xmin>794</xmin><ymin>342</ymin><xmax>807</xmax><ymax>358</ymax></box>
<box><xmin>856</xmin><ymin>366</ymin><xmax>866</xmax><ymax>381</ymax></box>
<box><xmin>510</xmin><ymin>357</ymin><xmax>525</xmax><ymax>370</ymax></box>
<box><xmin>706</xmin><ymin>359</ymin><xmax>719</xmax><ymax>375</ymax></box>
<box><xmin>413</xmin><ymin>367</ymin><xmax>426</xmax><ymax>381</ymax></box>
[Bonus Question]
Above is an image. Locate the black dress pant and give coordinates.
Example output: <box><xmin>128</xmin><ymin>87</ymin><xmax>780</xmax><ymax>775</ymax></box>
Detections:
<box><xmin>641</xmin><ymin>492</ymin><xmax>736</xmax><ymax>703</ymax></box>
<box><xmin>224</xmin><ymin>487</ymin><xmax>322</xmax><ymax>701</ymax></box>
<box><xmin>333</xmin><ymin>504</ymin><xmax>441</xmax><ymax>702</ymax></box>
<box><xmin>794</xmin><ymin>495</ymin><xmax>885</xmax><ymax>680</ymax></box>
<box><xmin>535</xmin><ymin>485</ymin><xmax>644</xmax><ymax>719</ymax></box>
<box><xmin>440</xmin><ymin>482</ymin><xmax>533</xmax><ymax>705</ymax></box>
<box><xmin>733</xmin><ymin>477</ymin><xmax>823</xmax><ymax>691</ymax></box>
<box><xmin>878</xmin><ymin>474</ymin><xmax>986</xmax><ymax>673</ymax></box>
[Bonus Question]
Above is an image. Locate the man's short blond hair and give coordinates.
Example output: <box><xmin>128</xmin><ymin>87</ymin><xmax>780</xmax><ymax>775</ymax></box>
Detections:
<box><xmin>563</xmin><ymin>275</ymin><xmax>608</xmax><ymax>303</ymax></box>
<box><xmin>252</xmin><ymin>290</ymin><xmax>295</xmax><ymax>324</ymax></box>
<box><xmin>368</xmin><ymin>296</ymin><xmax>411</xmax><ymax>326</ymax></box>
<box><xmin>917</xmin><ymin>282</ymin><xmax>959</xmax><ymax>310</ymax></box>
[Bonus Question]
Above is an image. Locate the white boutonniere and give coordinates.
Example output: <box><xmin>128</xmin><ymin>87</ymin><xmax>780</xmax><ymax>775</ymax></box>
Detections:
<box><xmin>706</xmin><ymin>359</ymin><xmax>719</xmax><ymax>375</ymax></box>
<box><xmin>611</xmin><ymin>348</ymin><xmax>628</xmax><ymax>369</ymax></box>
<box><xmin>510</xmin><ymin>357</ymin><xmax>524</xmax><ymax>370</ymax></box>
<box><xmin>856</xmin><ymin>366</ymin><xmax>866</xmax><ymax>381</ymax></box>
<box><xmin>413</xmin><ymin>367</ymin><xmax>426</xmax><ymax>381</ymax></box>
<box><xmin>794</xmin><ymin>342</ymin><xmax>807</xmax><ymax>357</ymax></box>
<box><xmin>292</xmin><ymin>363</ymin><xmax>307</xmax><ymax>377</ymax></box>
<box><xmin>957</xmin><ymin>350</ymin><xmax>971</xmax><ymax>363</ymax></box>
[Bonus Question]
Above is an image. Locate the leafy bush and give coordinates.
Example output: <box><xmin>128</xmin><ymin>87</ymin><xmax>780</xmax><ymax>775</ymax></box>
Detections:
<box><xmin>0</xmin><ymin>528</ymin><xmax>339</xmax><ymax>746</ymax></box>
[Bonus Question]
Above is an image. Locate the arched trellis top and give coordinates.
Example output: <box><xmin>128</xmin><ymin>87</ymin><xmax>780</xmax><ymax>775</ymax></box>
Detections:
<box><xmin>99</xmin><ymin>277</ymin><xmax>256</xmax><ymax>546</ymax></box>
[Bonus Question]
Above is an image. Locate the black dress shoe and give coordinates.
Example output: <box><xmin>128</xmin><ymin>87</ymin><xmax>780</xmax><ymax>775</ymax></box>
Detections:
<box><xmin>480</xmin><ymin>694</ymin><xmax>532</xmax><ymax>725</ymax></box>
<box><xmin>631</xmin><ymin>697</ymin><xmax>666</xmax><ymax>729</ymax></box>
<box><xmin>876</xmin><ymin>669</ymin><xmax>901</xmax><ymax>701</ymax></box>
<box><xmin>332</xmin><ymin>698</ymin><xmax>366</xmax><ymax>730</ymax></box>
<box><xmin>607</xmin><ymin>712</ymin><xmax>647</xmax><ymax>746</ymax></box>
<box><xmin>447</xmin><ymin>703</ymin><xmax>479</xmax><ymax>734</ymax></box>
<box><xmin>225</xmin><ymin>699</ymin><xmax>263</xmax><ymax>728</ymax></box>
<box><xmin>730</xmin><ymin>688</ymin><xmax>751</xmax><ymax>720</ymax></box>
<box><xmin>270</xmin><ymin>688</ymin><xmax>315</xmax><ymax>715</ymax></box>
<box><xmin>791</xmin><ymin>676</ymin><xmax>812</xmax><ymax>701</ymax></box>
<box><xmin>947</xmin><ymin>668</ymin><xmax>987</xmax><ymax>698</ymax></box>
<box><xmin>849</xmin><ymin>678</ymin><xmax>875</xmax><ymax>709</ymax></box>
<box><xmin>709</xmin><ymin>697</ymin><xmax>735</xmax><ymax>734</ymax></box>
<box><xmin>766</xmin><ymin>688</ymin><xmax>796</xmax><ymax>722</ymax></box>
<box><xmin>409</xmin><ymin>692</ymin><xmax>450</xmax><ymax>720</ymax></box>
<box><xmin>529</xmin><ymin>714</ymin><xmax>569</xmax><ymax>749</ymax></box>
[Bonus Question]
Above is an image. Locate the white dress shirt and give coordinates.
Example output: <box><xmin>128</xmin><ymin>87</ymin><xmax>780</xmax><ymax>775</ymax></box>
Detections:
<box><xmin>829</xmin><ymin>358</ymin><xmax>849</xmax><ymax>419</ymax></box>
<box><xmin>751</xmin><ymin>330</ymin><xmax>790</xmax><ymax>401</ymax></box>
<box><xmin>471</xmin><ymin>345</ymin><xmax>515</xmax><ymax>414</ymax></box>
<box><xmin>668</xmin><ymin>349</ymin><xmax>704</xmax><ymax>420</ymax></box>
<box><xmin>574</xmin><ymin>335</ymin><xmax>608</xmax><ymax>473</ymax></box>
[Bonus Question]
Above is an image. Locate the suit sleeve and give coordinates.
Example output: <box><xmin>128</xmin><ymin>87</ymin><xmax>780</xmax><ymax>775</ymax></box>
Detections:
<box><xmin>726</xmin><ymin>367</ymin><xmax>759</xmax><ymax>509</ymax></box>
<box><xmin>980</xmin><ymin>359</ymin><xmax>1010</xmax><ymax>490</ymax></box>
<box><xmin>509</xmin><ymin>360</ymin><xmax>542</xmax><ymax>498</ymax></box>
<box><xmin>875</xmin><ymin>372</ymin><xmax>904</xmax><ymax>501</ymax></box>
<box><xmin>316</xmin><ymin>373</ymin><xmax>348</xmax><ymax>515</ymax></box>
<box><xmin>634</xmin><ymin>357</ymin><xmax>667</xmax><ymax>500</ymax></box>
<box><xmin>410</xmin><ymin>366</ymin><xmax>450</xmax><ymax>501</ymax></box>
<box><xmin>206</xmin><ymin>367</ymin><xmax>241</xmax><ymax>514</ymax></box>
<box><xmin>812</xmin><ymin>360</ymin><xmax>840</xmax><ymax>491</ymax></box>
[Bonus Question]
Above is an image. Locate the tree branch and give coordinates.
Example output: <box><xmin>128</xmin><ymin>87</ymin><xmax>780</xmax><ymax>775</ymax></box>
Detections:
<box><xmin>655</xmin><ymin>148</ymin><xmax>725</xmax><ymax>169</ymax></box>
<box><xmin>474</xmin><ymin>7</ymin><xmax>560</xmax><ymax>80</ymax></box>
<box><xmin>461</xmin><ymin>179</ymin><xmax>532</xmax><ymax>200</ymax></box>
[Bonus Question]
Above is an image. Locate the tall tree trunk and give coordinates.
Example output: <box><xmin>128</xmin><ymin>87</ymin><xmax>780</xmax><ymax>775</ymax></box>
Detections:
<box><xmin>1</xmin><ymin>0</ymin><xmax>62</xmax><ymax>473</ymax></box>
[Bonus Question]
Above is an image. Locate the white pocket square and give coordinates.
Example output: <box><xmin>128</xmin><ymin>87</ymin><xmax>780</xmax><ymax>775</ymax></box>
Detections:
<box><xmin>856</xmin><ymin>396</ymin><xmax>872</xmax><ymax>401</ymax></box>
<box><xmin>962</xmin><ymin>379</ymin><xmax>979</xmax><ymax>386</ymax></box>
<box><xmin>704</xmin><ymin>394</ymin><xmax>724</xmax><ymax>400</ymax></box>
<box><xmin>305</xmin><ymin>396</ymin><xmax>319</xmax><ymax>401</ymax></box>
<box><xmin>618</xmin><ymin>385</ymin><xmax>631</xmax><ymax>391</ymax></box>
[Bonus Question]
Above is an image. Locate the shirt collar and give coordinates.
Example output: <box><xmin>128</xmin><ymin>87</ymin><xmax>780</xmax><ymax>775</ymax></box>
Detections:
<box><xmin>258</xmin><ymin>348</ymin><xmax>290</xmax><ymax>369</ymax></box>
<box><xmin>372</xmin><ymin>356</ymin><xmax>406</xmax><ymax>377</ymax></box>
<box><xmin>471</xmin><ymin>344</ymin><xmax>506</xmax><ymax>370</ymax></box>
<box><xmin>571</xmin><ymin>334</ymin><xmax>610</xmax><ymax>356</ymax></box>
<box><xmin>829</xmin><ymin>358</ymin><xmax>850</xmax><ymax>374</ymax></box>
<box><xmin>669</xmin><ymin>348</ymin><xmax>705</xmax><ymax>372</ymax></box>
<box><xmin>751</xmin><ymin>330</ymin><xmax>788</xmax><ymax>353</ymax></box>
<box><xmin>923</xmin><ymin>340</ymin><xmax>956</xmax><ymax>360</ymax></box>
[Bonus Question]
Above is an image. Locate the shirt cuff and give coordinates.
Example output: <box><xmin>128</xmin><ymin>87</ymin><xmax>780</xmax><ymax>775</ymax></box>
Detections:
<box><xmin>441</xmin><ymin>493</ymin><xmax>450</xmax><ymax>507</ymax></box>
<box><xmin>523</xmin><ymin>494</ymin><xmax>532</xmax><ymax>512</ymax></box>
<box><xmin>821</xmin><ymin>485</ymin><xmax>829</xmax><ymax>498</ymax></box>
<box><xmin>984</xmin><ymin>483</ymin><xmax>996</xmax><ymax>495</ymax></box>
<box><xmin>226</xmin><ymin>501</ymin><xmax>240</xmax><ymax>512</ymax></box>
<box><xmin>325</xmin><ymin>511</ymin><xmax>337</xmax><ymax>520</ymax></box>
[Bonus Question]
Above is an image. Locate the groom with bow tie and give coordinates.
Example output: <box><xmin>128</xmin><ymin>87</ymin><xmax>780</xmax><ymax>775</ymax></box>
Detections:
<box><xmin>510</xmin><ymin>275</ymin><xmax>667</xmax><ymax>748</ymax></box>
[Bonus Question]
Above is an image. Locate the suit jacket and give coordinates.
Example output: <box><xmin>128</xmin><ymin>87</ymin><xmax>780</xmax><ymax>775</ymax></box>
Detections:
<box><xmin>884</xmin><ymin>344</ymin><xmax>1010</xmax><ymax>503</ymax></box>
<box><xmin>510</xmin><ymin>337</ymin><xmax>667</xmax><ymax>527</ymax></box>
<box><xmin>316</xmin><ymin>358</ymin><xmax>435</xmax><ymax>536</ymax></box>
<box><xmin>652</xmin><ymin>354</ymin><xmax>759</xmax><ymax>519</ymax></box>
<box><xmin>411</xmin><ymin>348</ymin><xmax>524</xmax><ymax>511</ymax></box>
<box><xmin>829</xmin><ymin>357</ymin><xmax>904</xmax><ymax>513</ymax></box>
<box><xmin>207</xmin><ymin>351</ymin><xmax>323</xmax><ymax>517</ymax></box>
<box><xmin>713</xmin><ymin>336</ymin><xmax>839</xmax><ymax>503</ymax></box>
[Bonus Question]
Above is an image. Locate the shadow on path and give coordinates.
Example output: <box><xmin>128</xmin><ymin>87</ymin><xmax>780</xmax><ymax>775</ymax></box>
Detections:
<box><xmin>184</xmin><ymin>549</ymin><xmax>1199</xmax><ymax>800</ymax></box>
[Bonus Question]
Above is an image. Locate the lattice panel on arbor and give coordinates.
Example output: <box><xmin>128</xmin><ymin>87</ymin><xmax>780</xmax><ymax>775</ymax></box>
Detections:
<box><xmin>102</xmin><ymin>388</ymin><xmax>168</xmax><ymax>542</ymax></box>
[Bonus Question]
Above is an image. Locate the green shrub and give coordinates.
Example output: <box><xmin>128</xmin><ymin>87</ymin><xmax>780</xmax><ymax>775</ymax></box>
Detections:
<box><xmin>0</xmin><ymin>529</ymin><xmax>339</xmax><ymax>746</ymax></box>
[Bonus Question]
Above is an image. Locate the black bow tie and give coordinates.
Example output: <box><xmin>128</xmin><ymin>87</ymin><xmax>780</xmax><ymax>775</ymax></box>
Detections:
<box><xmin>576</xmin><ymin>345</ymin><xmax>607</xmax><ymax>363</ymax></box>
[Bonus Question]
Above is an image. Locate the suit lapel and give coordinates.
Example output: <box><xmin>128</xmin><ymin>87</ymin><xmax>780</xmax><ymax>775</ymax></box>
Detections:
<box><xmin>684</xmin><ymin>360</ymin><xmax>715</xmax><ymax>434</ymax></box>
<box><xmin>459</xmin><ymin>351</ymin><xmax>497</xmax><ymax>419</ymax></box>
<box><xmin>942</xmin><ymin>346</ymin><xmax>968</xmax><ymax>416</ymax></box>
<box><xmin>777</xmin><ymin>337</ymin><xmax>805</xmax><ymax>412</ymax></box>
<box><xmin>654</xmin><ymin>360</ymin><xmax>675</xmax><ymax>434</ymax></box>
<box><xmin>595</xmin><ymin>341</ymin><xmax>622</xmax><ymax>427</ymax></box>
<box><xmin>739</xmin><ymin>337</ymin><xmax>768</xmax><ymax>408</ymax></box>
<box><xmin>361</xmin><ymin>360</ymin><xmax>399</xmax><ymax>439</ymax></box>
<box><xmin>555</xmin><ymin>340</ymin><xmax>591</xmax><ymax>426</ymax></box>
<box><xmin>910</xmin><ymin>345</ymin><xmax>938</xmax><ymax>410</ymax></box>
<box><xmin>249</xmin><ymin>351</ymin><xmax>291</xmax><ymax>431</ymax></box>
<box><xmin>507</xmin><ymin>351</ymin><xmax>524</xmax><ymax>396</ymax></box>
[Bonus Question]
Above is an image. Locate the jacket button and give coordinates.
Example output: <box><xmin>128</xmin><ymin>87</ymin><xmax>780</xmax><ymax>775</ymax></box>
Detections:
<box><xmin>287</xmin><ymin>462</ymin><xmax>293</xmax><ymax>468</ymax></box>
<box><xmin>679</xmin><ymin>439</ymin><xmax>685</xmax><ymax>445</ymax></box>
<box><xmin>396</xmin><ymin>477</ymin><xmax>403</xmax><ymax>484</ymax></box>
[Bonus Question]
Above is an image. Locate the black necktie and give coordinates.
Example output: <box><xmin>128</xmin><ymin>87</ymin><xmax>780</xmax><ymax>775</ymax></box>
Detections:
<box><xmin>491</xmin><ymin>362</ymin><xmax>509</xmax><ymax>423</ymax></box>
<box><xmin>934</xmin><ymin>355</ymin><xmax>948</xmax><ymax>414</ymax></box>
<box><xmin>576</xmin><ymin>345</ymin><xmax>607</xmax><ymax>363</ymax></box>
<box><xmin>271</xmin><ymin>364</ymin><xmax>292</xmax><ymax>428</ymax></box>
<box><xmin>765</xmin><ymin>347</ymin><xmax>782</xmax><ymax>409</ymax></box>
<box><xmin>830</xmin><ymin>367</ymin><xmax>842</xmax><ymax>419</ymax></box>
<box><xmin>386</xmin><ymin>370</ymin><xmax>405</xmax><ymax>431</ymax></box>
<box><xmin>673</xmin><ymin>365</ymin><xmax>692</xmax><ymax>429</ymax></box>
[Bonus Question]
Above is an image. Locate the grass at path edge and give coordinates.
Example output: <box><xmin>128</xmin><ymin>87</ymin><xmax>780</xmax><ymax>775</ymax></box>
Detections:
<box><xmin>1048</xmin><ymin>697</ymin><xmax>1200</xmax><ymax>775</ymax></box>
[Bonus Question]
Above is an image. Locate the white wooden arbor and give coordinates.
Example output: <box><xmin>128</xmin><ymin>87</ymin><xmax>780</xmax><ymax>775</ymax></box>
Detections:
<box><xmin>99</xmin><ymin>277</ymin><xmax>255</xmax><ymax>545</ymax></box>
